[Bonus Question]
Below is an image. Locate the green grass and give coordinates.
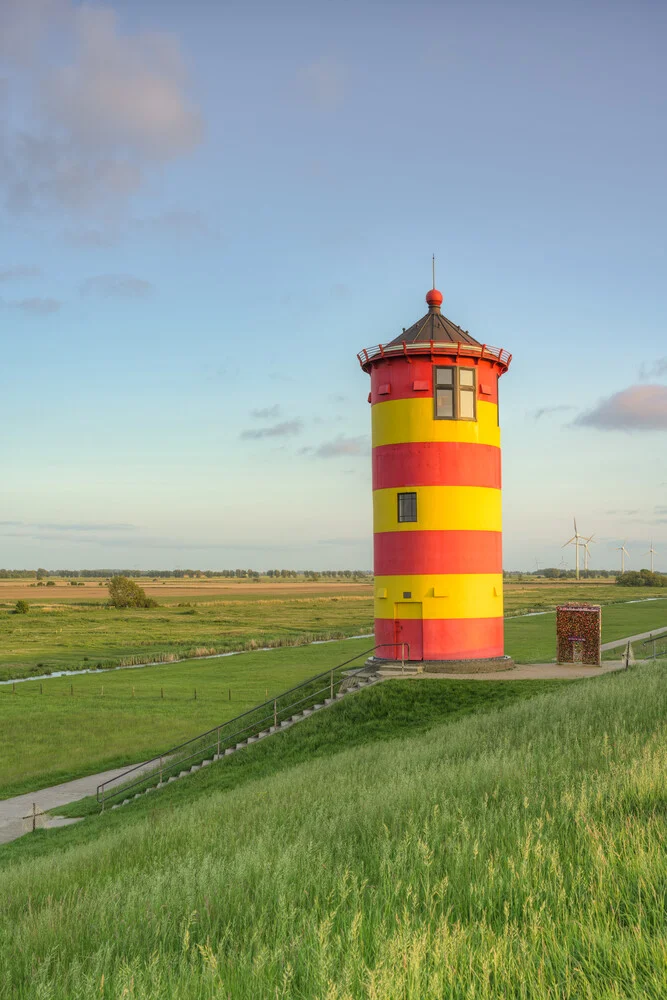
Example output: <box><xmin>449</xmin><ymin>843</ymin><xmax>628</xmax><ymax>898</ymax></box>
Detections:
<box><xmin>0</xmin><ymin>582</ymin><xmax>662</xmax><ymax>682</ymax></box>
<box><xmin>3</xmin><ymin>595</ymin><xmax>667</xmax><ymax>800</ymax></box>
<box><xmin>51</xmin><ymin>675</ymin><xmax>570</xmax><ymax>820</ymax></box>
<box><xmin>0</xmin><ymin>638</ymin><xmax>376</xmax><ymax>799</ymax></box>
<box><xmin>0</xmin><ymin>664</ymin><xmax>666</xmax><ymax>997</ymax></box>
<box><xmin>505</xmin><ymin>596</ymin><xmax>667</xmax><ymax>663</ymax></box>
<box><xmin>0</xmin><ymin>595</ymin><xmax>373</xmax><ymax>680</ymax></box>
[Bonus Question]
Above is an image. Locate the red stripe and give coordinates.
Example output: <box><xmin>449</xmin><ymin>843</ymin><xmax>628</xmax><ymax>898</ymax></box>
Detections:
<box><xmin>373</xmin><ymin>441</ymin><xmax>501</xmax><ymax>490</ymax></box>
<box><xmin>374</xmin><ymin>530</ymin><xmax>502</xmax><ymax>575</ymax></box>
<box><xmin>370</xmin><ymin>358</ymin><xmax>499</xmax><ymax>404</ymax></box>
<box><xmin>375</xmin><ymin>617</ymin><xmax>504</xmax><ymax>661</ymax></box>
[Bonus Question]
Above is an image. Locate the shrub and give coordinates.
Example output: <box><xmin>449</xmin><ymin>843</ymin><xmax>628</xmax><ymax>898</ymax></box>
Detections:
<box><xmin>107</xmin><ymin>575</ymin><xmax>158</xmax><ymax>609</ymax></box>
<box><xmin>14</xmin><ymin>600</ymin><xmax>29</xmax><ymax>614</ymax></box>
<box><xmin>46</xmin><ymin>580</ymin><xmax>55</xmax><ymax>587</ymax></box>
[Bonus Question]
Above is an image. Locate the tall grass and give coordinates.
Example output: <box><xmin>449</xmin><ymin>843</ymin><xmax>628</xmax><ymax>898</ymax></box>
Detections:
<box><xmin>1</xmin><ymin>664</ymin><xmax>666</xmax><ymax>997</ymax></box>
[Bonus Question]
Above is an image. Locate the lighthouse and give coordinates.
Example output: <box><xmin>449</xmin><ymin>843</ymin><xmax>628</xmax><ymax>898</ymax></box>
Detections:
<box><xmin>357</xmin><ymin>285</ymin><xmax>512</xmax><ymax>670</ymax></box>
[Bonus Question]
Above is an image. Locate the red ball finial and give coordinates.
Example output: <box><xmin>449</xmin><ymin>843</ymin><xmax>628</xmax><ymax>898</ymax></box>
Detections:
<box><xmin>426</xmin><ymin>288</ymin><xmax>443</xmax><ymax>309</ymax></box>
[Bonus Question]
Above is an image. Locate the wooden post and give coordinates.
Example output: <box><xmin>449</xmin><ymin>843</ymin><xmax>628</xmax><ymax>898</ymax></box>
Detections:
<box><xmin>40</xmin><ymin>683</ymin><xmax>42</xmax><ymax>695</ymax></box>
<box><xmin>274</xmin><ymin>699</ymin><xmax>278</xmax><ymax>728</ymax></box>
<box><xmin>161</xmin><ymin>687</ymin><xmax>164</xmax><ymax>700</ymax></box>
<box><xmin>229</xmin><ymin>688</ymin><xmax>231</xmax><ymax>701</ymax></box>
<box><xmin>70</xmin><ymin>683</ymin><xmax>73</xmax><ymax>696</ymax></box>
<box><xmin>12</xmin><ymin>683</ymin><xmax>15</xmax><ymax>695</ymax></box>
<box><xmin>194</xmin><ymin>688</ymin><xmax>197</xmax><ymax>701</ymax></box>
<box><xmin>132</xmin><ymin>686</ymin><xmax>135</xmax><ymax>698</ymax></box>
<box><xmin>330</xmin><ymin>670</ymin><xmax>334</xmax><ymax>700</ymax></box>
<box><xmin>159</xmin><ymin>755</ymin><xmax>163</xmax><ymax>785</ymax></box>
<box><xmin>217</xmin><ymin>727</ymin><xmax>220</xmax><ymax>757</ymax></box>
<box><xmin>32</xmin><ymin>803</ymin><xmax>36</xmax><ymax>832</ymax></box>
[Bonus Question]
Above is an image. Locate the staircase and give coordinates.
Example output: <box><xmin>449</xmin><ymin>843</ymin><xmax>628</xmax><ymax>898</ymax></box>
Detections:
<box><xmin>96</xmin><ymin>644</ymin><xmax>399</xmax><ymax>811</ymax></box>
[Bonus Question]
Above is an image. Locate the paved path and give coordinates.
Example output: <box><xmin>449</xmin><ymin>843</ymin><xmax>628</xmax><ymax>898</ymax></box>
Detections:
<box><xmin>391</xmin><ymin>660</ymin><xmax>627</xmax><ymax>682</ymax></box>
<box><xmin>0</xmin><ymin>762</ymin><xmax>149</xmax><ymax>846</ymax></box>
<box><xmin>602</xmin><ymin>629</ymin><xmax>667</xmax><ymax>651</ymax></box>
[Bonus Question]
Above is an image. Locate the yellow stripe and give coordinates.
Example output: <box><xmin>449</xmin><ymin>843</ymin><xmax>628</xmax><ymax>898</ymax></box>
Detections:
<box><xmin>373</xmin><ymin>485</ymin><xmax>501</xmax><ymax>533</ymax></box>
<box><xmin>372</xmin><ymin>398</ymin><xmax>500</xmax><ymax>447</ymax></box>
<box><xmin>374</xmin><ymin>573</ymin><xmax>503</xmax><ymax>619</ymax></box>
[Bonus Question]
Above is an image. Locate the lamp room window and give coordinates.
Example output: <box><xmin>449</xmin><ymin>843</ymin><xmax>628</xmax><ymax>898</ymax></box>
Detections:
<box><xmin>397</xmin><ymin>492</ymin><xmax>417</xmax><ymax>523</ymax></box>
<box><xmin>434</xmin><ymin>366</ymin><xmax>476</xmax><ymax>420</ymax></box>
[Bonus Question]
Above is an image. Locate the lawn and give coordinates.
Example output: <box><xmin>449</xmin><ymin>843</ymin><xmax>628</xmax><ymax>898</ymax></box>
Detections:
<box><xmin>0</xmin><ymin>663</ymin><xmax>665</xmax><ymax>997</ymax></box>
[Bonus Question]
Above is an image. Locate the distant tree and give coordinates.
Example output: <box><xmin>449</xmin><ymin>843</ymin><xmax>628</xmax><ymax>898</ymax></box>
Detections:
<box><xmin>36</xmin><ymin>568</ymin><xmax>47</xmax><ymax>580</ymax></box>
<box><xmin>108</xmin><ymin>576</ymin><xmax>157</xmax><ymax>608</ymax></box>
<box><xmin>14</xmin><ymin>600</ymin><xmax>29</xmax><ymax>614</ymax></box>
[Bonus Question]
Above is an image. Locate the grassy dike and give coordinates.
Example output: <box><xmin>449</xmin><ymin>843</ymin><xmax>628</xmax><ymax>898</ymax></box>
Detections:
<box><xmin>0</xmin><ymin>665</ymin><xmax>666</xmax><ymax>998</ymax></box>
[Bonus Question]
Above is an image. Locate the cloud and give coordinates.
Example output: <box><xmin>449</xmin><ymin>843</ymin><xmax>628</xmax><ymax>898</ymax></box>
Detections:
<box><xmin>14</xmin><ymin>296</ymin><xmax>61</xmax><ymax>314</ymax></box>
<box><xmin>65</xmin><ymin>211</ymin><xmax>212</xmax><ymax>248</ymax></box>
<box><xmin>240</xmin><ymin>420</ymin><xmax>303</xmax><ymax>440</ymax></box>
<box><xmin>1</xmin><ymin>0</ymin><xmax>203</xmax><ymax>214</ymax></box>
<box><xmin>81</xmin><ymin>274</ymin><xmax>153</xmax><ymax>299</ymax></box>
<box><xmin>0</xmin><ymin>265</ymin><xmax>41</xmax><ymax>282</ymax></box>
<box><xmin>531</xmin><ymin>404</ymin><xmax>575</xmax><ymax>421</ymax></box>
<box><xmin>639</xmin><ymin>357</ymin><xmax>667</xmax><ymax>380</ymax></box>
<box><xmin>295</xmin><ymin>56</ymin><xmax>347</xmax><ymax>111</ymax></box>
<box><xmin>0</xmin><ymin>520</ymin><xmax>138</xmax><ymax>538</ymax></box>
<box><xmin>314</xmin><ymin>435</ymin><xmax>370</xmax><ymax>458</ymax></box>
<box><xmin>251</xmin><ymin>404</ymin><xmax>281</xmax><ymax>419</ymax></box>
<box><xmin>575</xmin><ymin>385</ymin><xmax>667</xmax><ymax>431</ymax></box>
<box><xmin>605</xmin><ymin>509</ymin><xmax>640</xmax><ymax>516</ymax></box>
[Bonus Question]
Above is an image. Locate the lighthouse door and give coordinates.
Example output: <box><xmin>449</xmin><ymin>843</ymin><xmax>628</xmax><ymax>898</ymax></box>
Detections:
<box><xmin>394</xmin><ymin>604</ymin><xmax>423</xmax><ymax>661</ymax></box>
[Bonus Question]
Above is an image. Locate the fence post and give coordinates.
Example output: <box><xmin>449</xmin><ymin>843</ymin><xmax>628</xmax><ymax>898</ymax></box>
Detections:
<box><xmin>217</xmin><ymin>728</ymin><xmax>220</xmax><ymax>758</ymax></box>
<box><xmin>274</xmin><ymin>699</ymin><xmax>278</xmax><ymax>729</ymax></box>
<box><xmin>160</xmin><ymin>755</ymin><xmax>163</xmax><ymax>786</ymax></box>
<box><xmin>401</xmin><ymin>643</ymin><xmax>405</xmax><ymax>674</ymax></box>
<box><xmin>653</xmin><ymin>637</ymin><xmax>656</xmax><ymax>659</ymax></box>
<box><xmin>330</xmin><ymin>669</ymin><xmax>334</xmax><ymax>699</ymax></box>
<box><xmin>32</xmin><ymin>803</ymin><xmax>36</xmax><ymax>832</ymax></box>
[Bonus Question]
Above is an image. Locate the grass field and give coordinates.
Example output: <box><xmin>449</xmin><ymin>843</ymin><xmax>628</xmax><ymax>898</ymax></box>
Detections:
<box><xmin>2</xmin><ymin>595</ymin><xmax>667</xmax><ymax>799</ymax></box>
<box><xmin>1</xmin><ymin>579</ymin><xmax>664</xmax><ymax>681</ymax></box>
<box><xmin>0</xmin><ymin>638</ymin><xmax>376</xmax><ymax>799</ymax></box>
<box><xmin>0</xmin><ymin>664</ymin><xmax>665</xmax><ymax>997</ymax></box>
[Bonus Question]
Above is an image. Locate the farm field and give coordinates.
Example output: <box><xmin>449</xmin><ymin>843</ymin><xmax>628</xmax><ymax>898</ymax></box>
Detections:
<box><xmin>0</xmin><ymin>663</ymin><xmax>665</xmax><ymax>997</ymax></box>
<box><xmin>0</xmin><ymin>579</ymin><xmax>664</xmax><ymax>681</ymax></box>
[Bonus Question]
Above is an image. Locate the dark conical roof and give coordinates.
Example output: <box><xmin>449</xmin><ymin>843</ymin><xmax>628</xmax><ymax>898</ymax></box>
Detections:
<box><xmin>384</xmin><ymin>288</ymin><xmax>481</xmax><ymax>348</ymax></box>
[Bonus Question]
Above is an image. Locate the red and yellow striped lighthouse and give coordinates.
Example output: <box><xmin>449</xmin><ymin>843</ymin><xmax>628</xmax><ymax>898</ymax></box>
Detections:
<box><xmin>357</xmin><ymin>285</ymin><xmax>512</xmax><ymax>669</ymax></box>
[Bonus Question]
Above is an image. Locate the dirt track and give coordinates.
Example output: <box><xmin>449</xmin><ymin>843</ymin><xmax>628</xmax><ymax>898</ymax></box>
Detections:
<box><xmin>0</xmin><ymin>580</ymin><xmax>373</xmax><ymax>602</ymax></box>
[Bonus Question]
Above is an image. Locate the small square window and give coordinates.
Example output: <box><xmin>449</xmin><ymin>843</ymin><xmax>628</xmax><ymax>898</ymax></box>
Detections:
<box><xmin>397</xmin><ymin>492</ymin><xmax>417</xmax><ymax>523</ymax></box>
<box><xmin>402</xmin><ymin>591</ymin><xmax>412</xmax><ymax>599</ymax></box>
<box><xmin>435</xmin><ymin>367</ymin><xmax>453</xmax><ymax>386</ymax></box>
<box><xmin>459</xmin><ymin>369</ymin><xmax>474</xmax><ymax>386</ymax></box>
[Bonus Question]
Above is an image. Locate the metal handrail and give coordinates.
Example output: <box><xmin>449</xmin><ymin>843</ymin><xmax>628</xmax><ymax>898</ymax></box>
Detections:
<box><xmin>97</xmin><ymin>641</ymin><xmax>409</xmax><ymax>809</ymax></box>
<box><xmin>357</xmin><ymin>340</ymin><xmax>512</xmax><ymax>371</ymax></box>
<box><xmin>641</xmin><ymin>630</ymin><xmax>667</xmax><ymax>660</ymax></box>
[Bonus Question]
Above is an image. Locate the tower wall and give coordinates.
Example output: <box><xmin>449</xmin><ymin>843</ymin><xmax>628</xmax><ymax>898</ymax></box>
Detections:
<box><xmin>369</xmin><ymin>355</ymin><xmax>504</xmax><ymax>662</ymax></box>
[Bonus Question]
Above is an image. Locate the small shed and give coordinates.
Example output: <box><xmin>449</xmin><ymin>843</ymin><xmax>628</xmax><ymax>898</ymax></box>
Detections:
<box><xmin>556</xmin><ymin>603</ymin><xmax>601</xmax><ymax>665</ymax></box>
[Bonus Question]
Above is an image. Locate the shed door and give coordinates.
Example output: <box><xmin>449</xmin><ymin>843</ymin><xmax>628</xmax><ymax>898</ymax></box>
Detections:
<box><xmin>394</xmin><ymin>603</ymin><xmax>423</xmax><ymax>661</ymax></box>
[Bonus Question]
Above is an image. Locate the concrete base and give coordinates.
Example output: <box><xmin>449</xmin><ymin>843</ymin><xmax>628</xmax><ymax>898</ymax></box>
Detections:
<box><xmin>366</xmin><ymin>654</ymin><xmax>514</xmax><ymax>674</ymax></box>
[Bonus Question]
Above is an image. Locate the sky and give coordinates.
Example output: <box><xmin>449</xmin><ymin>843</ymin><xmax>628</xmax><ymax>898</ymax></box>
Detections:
<box><xmin>1</xmin><ymin>0</ymin><xmax>666</xmax><ymax>572</ymax></box>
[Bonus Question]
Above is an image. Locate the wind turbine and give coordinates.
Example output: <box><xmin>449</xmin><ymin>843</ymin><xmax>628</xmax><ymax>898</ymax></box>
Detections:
<box><xmin>583</xmin><ymin>534</ymin><xmax>596</xmax><ymax>573</ymax></box>
<box><xmin>616</xmin><ymin>541</ymin><xmax>629</xmax><ymax>573</ymax></box>
<box><xmin>646</xmin><ymin>541</ymin><xmax>657</xmax><ymax>573</ymax></box>
<box><xmin>562</xmin><ymin>518</ymin><xmax>586</xmax><ymax>580</ymax></box>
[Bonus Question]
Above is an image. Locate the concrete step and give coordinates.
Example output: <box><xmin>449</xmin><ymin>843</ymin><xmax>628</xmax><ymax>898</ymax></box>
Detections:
<box><xmin>313</xmin><ymin>703</ymin><xmax>324</xmax><ymax>710</ymax></box>
<box><xmin>335</xmin><ymin>692</ymin><xmax>345</xmax><ymax>700</ymax></box>
<box><xmin>224</xmin><ymin>748</ymin><xmax>235</xmax><ymax>756</ymax></box>
<box><xmin>259</xmin><ymin>730</ymin><xmax>270</xmax><ymax>738</ymax></box>
<box><xmin>201</xmin><ymin>759</ymin><xmax>213</xmax><ymax>767</ymax></box>
<box><xmin>190</xmin><ymin>765</ymin><xmax>200</xmax><ymax>773</ymax></box>
<box><xmin>280</xmin><ymin>720</ymin><xmax>292</xmax><ymax>728</ymax></box>
<box><xmin>145</xmin><ymin>787</ymin><xmax>154</xmax><ymax>794</ymax></box>
<box><xmin>179</xmin><ymin>771</ymin><xmax>189</xmax><ymax>778</ymax></box>
<box><xmin>324</xmin><ymin>698</ymin><xmax>333</xmax><ymax>705</ymax></box>
<box><xmin>247</xmin><ymin>736</ymin><xmax>257</xmax><ymax>744</ymax></box>
<box><xmin>112</xmin><ymin>803</ymin><xmax>120</xmax><ymax>810</ymax></box>
<box><xmin>122</xmin><ymin>799</ymin><xmax>130</xmax><ymax>805</ymax></box>
<box><xmin>236</xmin><ymin>741</ymin><xmax>247</xmax><ymax>749</ymax></box>
<box><xmin>168</xmin><ymin>776</ymin><xmax>178</xmax><ymax>783</ymax></box>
